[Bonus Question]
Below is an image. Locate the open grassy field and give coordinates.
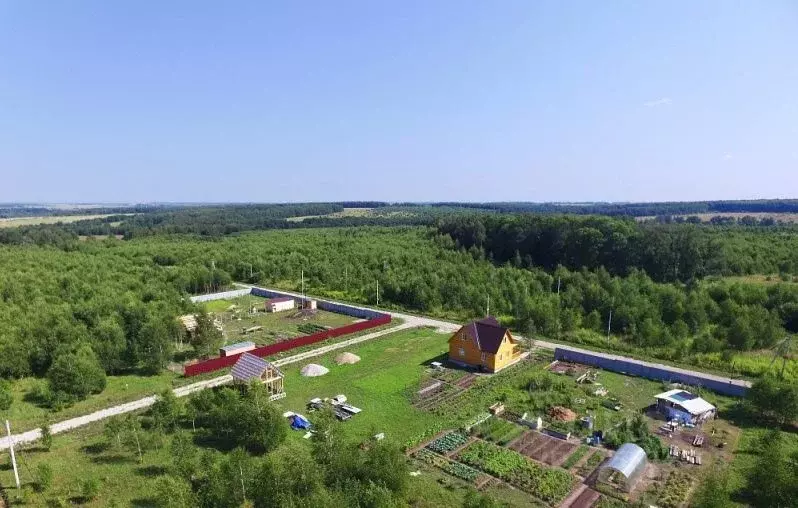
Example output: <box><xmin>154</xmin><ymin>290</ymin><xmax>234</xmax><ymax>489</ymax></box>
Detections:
<box><xmin>0</xmin><ymin>214</ymin><xmax>120</xmax><ymax>228</ymax></box>
<box><xmin>285</xmin><ymin>207</ymin><xmax>417</xmax><ymax>222</ymax></box>
<box><xmin>285</xmin><ymin>207</ymin><xmax>375</xmax><ymax>222</ymax></box>
<box><xmin>0</xmin><ymin>419</ymin><xmax>174</xmax><ymax>507</ymax></box>
<box><xmin>717</xmin><ymin>273</ymin><xmax>797</xmax><ymax>285</ymax></box>
<box><xmin>274</xmin><ymin>327</ymin><xmax>452</xmax><ymax>444</ymax></box>
<box><xmin>203</xmin><ymin>295</ymin><xmax>358</xmax><ymax>347</ymax></box>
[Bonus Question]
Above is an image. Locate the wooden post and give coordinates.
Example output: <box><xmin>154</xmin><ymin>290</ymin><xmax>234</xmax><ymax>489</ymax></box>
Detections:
<box><xmin>5</xmin><ymin>420</ymin><xmax>20</xmax><ymax>489</ymax></box>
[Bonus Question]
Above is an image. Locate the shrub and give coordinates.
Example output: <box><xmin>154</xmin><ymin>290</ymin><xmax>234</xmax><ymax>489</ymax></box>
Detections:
<box><xmin>36</xmin><ymin>463</ymin><xmax>53</xmax><ymax>493</ymax></box>
<box><xmin>46</xmin><ymin>344</ymin><xmax>106</xmax><ymax>403</ymax></box>
<box><xmin>0</xmin><ymin>379</ymin><xmax>13</xmax><ymax>411</ymax></box>
<box><xmin>81</xmin><ymin>477</ymin><xmax>101</xmax><ymax>501</ymax></box>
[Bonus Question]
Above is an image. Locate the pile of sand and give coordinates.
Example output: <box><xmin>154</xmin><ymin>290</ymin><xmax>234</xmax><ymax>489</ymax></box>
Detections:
<box><xmin>547</xmin><ymin>406</ymin><xmax>577</xmax><ymax>422</ymax></box>
<box><xmin>335</xmin><ymin>352</ymin><xmax>361</xmax><ymax>365</ymax></box>
<box><xmin>300</xmin><ymin>363</ymin><xmax>330</xmax><ymax>377</ymax></box>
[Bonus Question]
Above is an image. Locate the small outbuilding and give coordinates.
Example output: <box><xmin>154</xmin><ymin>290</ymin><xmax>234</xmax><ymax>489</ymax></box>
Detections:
<box><xmin>266</xmin><ymin>297</ymin><xmax>295</xmax><ymax>313</ymax></box>
<box><xmin>597</xmin><ymin>443</ymin><xmax>647</xmax><ymax>493</ymax></box>
<box><xmin>178</xmin><ymin>314</ymin><xmax>198</xmax><ymax>336</ymax></box>
<box><xmin>654</xmin><ymin>389</ymin><xmax>716</xmax><ymax>424</ymax></box>
<box><xmin>302</xmin><ymin>299</ymin><xmax>317</xmax><ymax>310</ymax></box>
<box><xmin>219</xmin><ymin>341</ymin><xmax>256</xmax><ymax>357</ymax></box>
<box><xmin>231</xmin><ymin>353</ymin><xmax>285</xmax><ymax>401</ymax></box>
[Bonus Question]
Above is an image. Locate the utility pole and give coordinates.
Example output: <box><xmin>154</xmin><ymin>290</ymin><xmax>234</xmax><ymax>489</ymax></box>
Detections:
<box><xmin>607</xmin><ymin>309</ymin><xmax>613</xmax><ymax>343</ymax></box>
<box><xmin>301</xmin><ymin>269</ymin><xmax>306</xmax><ymax>306</ymax></box>
<box><xmin>5</xmin><ymin>420</ymin><xmax>20</xmax><ymax>489</ymax></box>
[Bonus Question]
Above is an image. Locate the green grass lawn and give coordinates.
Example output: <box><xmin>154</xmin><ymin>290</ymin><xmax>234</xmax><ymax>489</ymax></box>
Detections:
<box><xmin>273</xmin><ymin>327</ymin><xmax>453</xmax><ymax>444</ymax></box>
<box><xmin>2</xmin><ymin>372</ymin><xmax>182</xmax><ymax>434</ymax></box>
<box><xmin>0</xmin><ymin>420</ymin><xmax>173</xmax><ymax>507</ymax></box>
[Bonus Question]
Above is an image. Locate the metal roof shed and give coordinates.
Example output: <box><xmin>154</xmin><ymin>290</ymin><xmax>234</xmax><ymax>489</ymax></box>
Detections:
<box><xmin>598</xmin><ymin>443</ymin><xmax>647</xmax><ymax>492</ymax></box>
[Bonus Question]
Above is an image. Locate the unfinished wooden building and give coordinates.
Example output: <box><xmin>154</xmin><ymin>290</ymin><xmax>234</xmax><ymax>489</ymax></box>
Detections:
<box><xmin>231</xmin><ymin>352</ymin><xmax>286</xmax><ymax>401</ymax></box>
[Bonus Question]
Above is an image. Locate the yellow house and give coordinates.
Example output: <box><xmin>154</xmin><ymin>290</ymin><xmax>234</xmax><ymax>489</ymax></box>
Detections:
<box><xmin>448</xmin><ymin>317</ymin><xmax>521</xmax><ymax>373</ymax></box>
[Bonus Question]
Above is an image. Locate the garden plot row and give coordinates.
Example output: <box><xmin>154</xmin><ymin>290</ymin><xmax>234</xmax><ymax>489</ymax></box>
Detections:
<box><xmin>456</xmin><ymin>440</ymin><xmax>575</xmax><ymax>506</ymax></box>
<box><xmin>414</xmin><ymin>448</ymin><xmax>492</xmax><ymax>487</ymax></box>
<box><xmin>509</xmin><ymin>430</ymin><xmax>579</xmax><ymax>466</ymax></box>
<box><xmin>471</xmin><ymin>417</ymin><xmax>526</xmax><ymax>446</ymax></box>
<box><xmin>413</xmin><ymin>385</ymin><xmax>467</xmax><ymax>410</ymax></box>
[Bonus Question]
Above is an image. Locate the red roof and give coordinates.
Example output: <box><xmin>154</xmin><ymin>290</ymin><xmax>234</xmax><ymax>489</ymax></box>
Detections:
<box><xmin>463</xmin><ymin>316</ymin><xmax>510</xmax><ymax>354</ymax></box>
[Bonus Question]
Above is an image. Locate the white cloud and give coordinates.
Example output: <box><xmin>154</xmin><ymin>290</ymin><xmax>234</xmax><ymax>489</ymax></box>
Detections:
<box><xmin>643</xmin><ymin>97</ymin><xmax>672</xmax><ymax>107</ymax></box>
<box><xmin>722</xmin><ymin>153</ymin><xmax>733</xmax><ymax>160</ymax></box>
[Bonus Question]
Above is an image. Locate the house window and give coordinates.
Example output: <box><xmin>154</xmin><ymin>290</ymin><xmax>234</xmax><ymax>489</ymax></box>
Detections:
<box><xmin>459</xmin><ymin>348</ymin><xmax>465</xmax><ymax>357</ymax></box>
<box><xmin>499</xmin><ymin>353</ymin><xmax>503</xmax><ymax>360</ymax></box>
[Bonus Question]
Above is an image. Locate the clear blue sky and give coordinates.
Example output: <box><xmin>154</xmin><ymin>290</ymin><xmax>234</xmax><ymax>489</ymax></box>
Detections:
<box><xmin>1</xmin><ymin>2</ymin><xmax>796</xmax><ymax>203</ymax></box>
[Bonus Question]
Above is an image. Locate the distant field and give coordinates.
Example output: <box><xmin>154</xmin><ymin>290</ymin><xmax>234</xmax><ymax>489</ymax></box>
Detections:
<box><xmin>286</xmin><ymin>207</ymin><xmax>416</xmax><ymax>222</ymax></box>
<box><xmin>719</xmin><ymin>274</ymin><xmax>797</xmax><ymax>285</ymax></box>
<box><xmin>638</xmin><ymin>212</ymin><xmax>798</xmax><ymax>223</ymax></box>
<box><xmin>0</xmin><ymin>214</ymin><xmax>117</xmax><ymax>228</ymax></box>
<box><xmin>285</xmin><ymin>207</ymin><xmax>373</xmax><ymax>222</ymax></box>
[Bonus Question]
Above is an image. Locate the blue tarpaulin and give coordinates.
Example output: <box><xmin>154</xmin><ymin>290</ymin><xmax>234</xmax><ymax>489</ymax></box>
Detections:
<box><xmin>290</xmin><ymin>414</ymin><xmax>311</xmax><ymax>430</ymax></box>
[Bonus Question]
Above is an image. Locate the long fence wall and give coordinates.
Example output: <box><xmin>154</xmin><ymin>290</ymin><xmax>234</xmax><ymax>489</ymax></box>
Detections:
<box><xmin>249</xmin><ymin>287</ymin><xmax>384</xmax><ymax>320</ymax></box>
<box><xmin>553</xmin><ymin>346</ymin><xmax>750</xmax><ymax>397</ymax></box>
<box><xmin>184</xmin><ymin>287</ymin><xmax>391</xmax><ymax>377</ymax></box>
<box><xmin>189</xmin><ymin>289</ymin><xmax>251</xmax><ymax>303</ymax></box>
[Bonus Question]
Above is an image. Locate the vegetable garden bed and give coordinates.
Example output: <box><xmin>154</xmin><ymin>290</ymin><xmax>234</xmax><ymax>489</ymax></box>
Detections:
<box><xmin>414</xmin><ymin>448</ymin><xmax>488</xmax><ymax>485</ymax></box>
<box><xmin>576</xmin><ymin>450</ymin><xmax>605</xmax><ymax>478</ymax></box>
<box><xmin>457</xmin><ymin>440</ymin><xmax>574</xmax><ymax>506</ymax></box>
<box><xmin>471</xmin><ymin>418</ymin><xmax>526</xmax><ymax>446</ymax></box>
<box><xmin>426</xmin><ymin>431</ymin><xmax>470</xmax><ymax>454</ymax></box>
<box><xmin>561</xmin><ymin>444</ymin><xmax>590</xmax><ymax>470</ymax></box>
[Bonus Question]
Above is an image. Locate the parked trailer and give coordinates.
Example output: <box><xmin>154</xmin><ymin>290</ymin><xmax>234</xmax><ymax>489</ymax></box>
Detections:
<box><xmin>553</xmin><ymin>346</ymin><xmax>750</xmax><ymax>397</ymax></box>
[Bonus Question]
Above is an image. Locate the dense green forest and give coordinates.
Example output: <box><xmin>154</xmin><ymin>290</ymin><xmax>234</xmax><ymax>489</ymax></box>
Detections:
<box><xmin>438</xmin><ymin>214</ymin><xmax>798</xmax><ymax>281</ymax></box>
<box><xmin>2</xmin><ymin>225</ymin><xmax>796</xmax><ymax>402</ymax></box>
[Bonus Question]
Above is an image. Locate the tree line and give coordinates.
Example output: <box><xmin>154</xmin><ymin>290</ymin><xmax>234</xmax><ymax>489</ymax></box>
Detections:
<box><xmin>437</xmin><ymin>214</ymin><xmax>798</xmax><ymax>282</ymax></box>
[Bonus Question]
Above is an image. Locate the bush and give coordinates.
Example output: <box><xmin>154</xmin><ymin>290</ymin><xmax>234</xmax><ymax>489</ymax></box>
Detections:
<box><xmin>40</xmin><ymin>423</ymin><xmax>53</xmax><ymax>451</ymax></box>
<box><xmin>81</xmin><ymin>477</ymin><xmax>101</xmax><ymax>501</ymax></box>
<box><xmin>46</xmin><ymin>344</ymin><xmax>106</xmax><ymax>403</ymax></box>
<box><xmin>36</xmin><ymin>463</ymin><xmax>53</xmax><ymax>493</ymax></box>
<box><xmin>0</xmin><ymin>379</ymin><xmax>13</xmax><ymax>411</ymax></box>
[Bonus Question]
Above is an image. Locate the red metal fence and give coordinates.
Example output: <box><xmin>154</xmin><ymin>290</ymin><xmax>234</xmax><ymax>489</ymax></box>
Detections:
<box><xmin>183</xmin><ymin>314</ymin><xmax>392</xmax><ymax>377</ymax></box>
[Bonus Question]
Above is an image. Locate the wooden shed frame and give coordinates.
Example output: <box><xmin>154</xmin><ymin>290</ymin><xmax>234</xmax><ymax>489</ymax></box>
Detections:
<box><xmin>231</xmin><ymin>353</ymin><xmax>286</xmax><ymax>401</ymax></box>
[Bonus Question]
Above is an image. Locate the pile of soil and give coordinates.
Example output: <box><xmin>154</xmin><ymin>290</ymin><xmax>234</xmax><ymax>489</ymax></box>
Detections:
<box><xmin>548</xmin><ymin>406</ymin><xmax>577</xmax><ymax>422</ymax></box>
<box><xmin>300</xmin><ymin>363</ymin><xmax>330</xmax><ymax>377</ymax></box>
<box><xmin>335</xmin><ymin>352</ymin><xmax>361</xmax><ymax>365</ymax></box>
